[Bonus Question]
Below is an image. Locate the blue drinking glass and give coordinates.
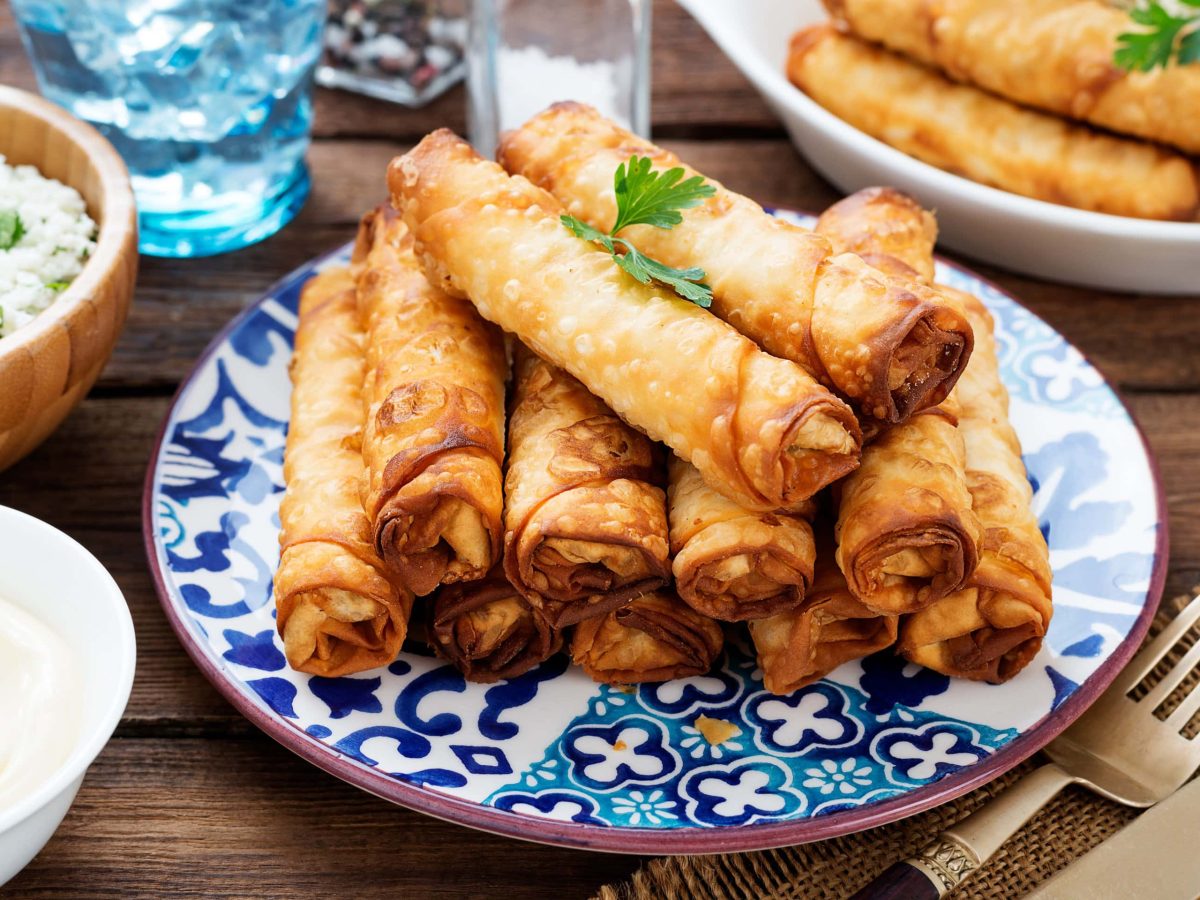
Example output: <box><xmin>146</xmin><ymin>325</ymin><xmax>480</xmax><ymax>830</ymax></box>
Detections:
<box><xmin>12</xmin><ymin>0</ymin><xmax>327</xmax><ymax>258</ymax></box>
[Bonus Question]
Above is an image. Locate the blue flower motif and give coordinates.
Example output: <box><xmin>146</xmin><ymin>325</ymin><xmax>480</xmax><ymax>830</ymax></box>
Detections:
<box><xmin>872</xmin><ymin>723</ymin><xmax>990</xmax><ymax>786</ymax></box>
<box><xmin>1023</xmin><ymin>341</ymin><xmax>1104</xmax><ymax>406</ymax></box>
<box><xmin>681</xmin><ymin>759</ymin><xmax>805</xmax><ymax>826</ymax></box>
<box><xmin>564</xmin><ymin>717</ymin><xmax>679</xmax><ymax>790</ymax></box>
<box><xmin>746</xmin><ymin>684</ymin><xmax>862</xmax><ymax>755</ymax></box>
<box><xmin>679</xmin><ymin>719</ymin><xmax>745</xmax><ymax>760</ymax></box>
<box><xmin>589</xmin><ymin>686</ymin><xmax>634</xmax><ymax>717</ymax></box>
<box><xmin>492</xmin><ymin>791</ymin><xmax>607</xmax><ymax>826</ymax></box>
<box><xmin>801</xmin><ymin>757</ymin><xmax>874</xmax><ymax>797</ymax></box>
<box><xmin>639</xmin><ymin>668</ymin><xmax>741</xmax><ymax>718</ymax></box>
<box><xmin>309</xmin><ymin>675</ymin><xmax>383</xmax><ymax>719</ymax></box>
<box><xmin>1026</xmin><ymin>433</ymin><xmax>1132</xmax><ymax>551</ymax></box>
<box><xmin>859</xmin><ymin>653</ymin><xmax>949</xmax><ymax>717</ymax></box>
<box><xmin>246</xmin><ymin>676</ymin><xmax>297</xmax><ymax>718</ymax></box>
<box><xmin>610</xmin><ymin>789</ymin><xmax>678</xmax><ymax>826</ymax></box>
<box><xmin>222</xmin><ymin>628</ymin><xmax>285</xmax><ymax>671</ymax></box>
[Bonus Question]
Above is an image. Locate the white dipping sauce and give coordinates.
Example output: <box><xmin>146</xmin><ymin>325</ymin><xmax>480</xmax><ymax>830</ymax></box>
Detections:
<box><xmin>0</xmin><ymin>596</ymin><xmax>80</xmax><ymax>811</ymax></box>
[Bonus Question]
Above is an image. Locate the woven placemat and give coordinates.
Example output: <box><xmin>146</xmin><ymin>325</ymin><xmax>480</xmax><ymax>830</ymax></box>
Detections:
<box><xmin>597</xmin><ymin>587</ymin><xmax>1198</xmax><ymax>900</ymax></box>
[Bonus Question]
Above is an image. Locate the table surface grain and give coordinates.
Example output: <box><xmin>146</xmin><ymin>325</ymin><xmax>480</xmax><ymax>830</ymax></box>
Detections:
<box><xmin>2</xmin><ymin>3</ymin><xmax>1198</xmax><ymax>897</ymax></box>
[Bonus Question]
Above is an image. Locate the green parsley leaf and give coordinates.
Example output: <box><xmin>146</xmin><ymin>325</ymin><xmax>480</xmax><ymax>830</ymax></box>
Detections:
<box><xmin>45</xmin><ymin>281</ymin><xmax>70</xmax><ymax>292</ymax></box>
<box><xmin>560</xmin><ymin>156</ymin><xmax>716</xmax><ymax>306</ymax></box>
<box><xmin>1180</xmin><ymin>25</ymin><xmax>1200</xmax><ymax>63</ymax></box>
<box><xmin>611</xmin><ymin>155</ymin><xmax>717</xmax><ymax>234</ymax></box>
<box><xmin>0</xmin><ymin>210</ymin><xmax>25</xmax><ymax>250</ymax></box>
<box><xmin>1115</xmin><ymin>1</ymin><xmax>1200</xmax><ymax>71</ymax></box>
<box><xmin>561</xmin><ymin>214</ymin><xmax>614</xmax><ymax>251</ymax></box>
<box><xmin>612</xmin><ymin>238</ymin><xmax>713</xmax><ymax>307</ymax></box>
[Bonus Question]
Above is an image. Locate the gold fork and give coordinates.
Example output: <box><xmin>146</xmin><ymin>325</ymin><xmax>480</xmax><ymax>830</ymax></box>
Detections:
<box><xmin>851</xmin><ymin>591</ymin><xmax>1200</xmax><ymax>900</ymax></box>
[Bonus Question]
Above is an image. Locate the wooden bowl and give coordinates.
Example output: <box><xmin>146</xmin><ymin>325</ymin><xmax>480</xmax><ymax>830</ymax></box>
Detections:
<box><xmin>0</xmin><ymin>85</ymin><xmax>137</xmax><ymax>473</ymax></box>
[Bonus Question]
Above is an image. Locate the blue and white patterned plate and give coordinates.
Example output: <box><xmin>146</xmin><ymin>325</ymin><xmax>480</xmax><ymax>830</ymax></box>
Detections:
<box><xmin>143</xmin><ymin>211</ymin><xmax>1166</xmax><ymax>854</ymax></box>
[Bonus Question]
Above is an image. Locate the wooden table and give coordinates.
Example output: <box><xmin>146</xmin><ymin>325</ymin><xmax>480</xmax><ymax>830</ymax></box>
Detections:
<box><xmin>1</xmin><ymin>3</ymin><xmax>1197</xmax><ymax>897</ymax></box>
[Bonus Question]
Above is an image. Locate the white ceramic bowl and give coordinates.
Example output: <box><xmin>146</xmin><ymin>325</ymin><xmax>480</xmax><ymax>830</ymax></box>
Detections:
<box><xmin>0</xmin><ymin>505</ymin><xmax>135</xmax><ymax>886</ymax></box>
<box><xmin>679</xmin><ymin>0</ymin><xmax>1200</xmax><ymax>294</ymax></box>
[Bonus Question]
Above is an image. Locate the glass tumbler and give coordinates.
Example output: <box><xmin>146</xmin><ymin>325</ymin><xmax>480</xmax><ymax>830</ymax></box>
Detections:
<box><xmin>13</xmin><ymin>0</ymin><xmax>327</xmax><ymax>258</ymax></box>
<box><xmin>467</xmin><ymin>0</ymin><xmax>651</xmax><ymax>160</ymax></box>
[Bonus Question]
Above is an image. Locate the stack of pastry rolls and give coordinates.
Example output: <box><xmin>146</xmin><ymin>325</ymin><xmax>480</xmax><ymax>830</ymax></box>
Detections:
<box><xmin>787</xmin><ymin>3</ymin><xmax>1200</xmax><ymax>221</ymax></box>
<box><xmin>278</xmin><ymin>203</ymin><xmax>685</xmax><ymax>684</ymax></box>
<box><xmin>814</xmin><ymin>189</ymin><xmax>1053</xmax><ymax>683</ymax></box>
<box><xmin>276</xmin><ymin>102</ymin><xmax>1050</xmax><ymax>693</ymax></box>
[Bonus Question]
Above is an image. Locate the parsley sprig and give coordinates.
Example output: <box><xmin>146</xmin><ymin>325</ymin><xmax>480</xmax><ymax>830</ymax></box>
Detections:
<box><xmin>561</xmin><ymin>156</ymin><xmax>716</xmax><ymax>307</ymax></box>
<box><xmin>1115</xmin><ymin>0</ymin><xmax>1200</xmax><ymax>71</ymax></box>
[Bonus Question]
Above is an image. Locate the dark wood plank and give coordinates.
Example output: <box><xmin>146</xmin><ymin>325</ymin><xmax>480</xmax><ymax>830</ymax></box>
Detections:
<box><xmin>0</xmin><ymin>387</ymin><xmax>1196</xmax><ymax>735</ymax></box>
<box><xmin>3</xmin><ymin>735</ymin><xmax>642</xmax><ymax>898</ymax></box>
<box><xmin>0</xmin><ymin>0</ymin><xmax>779</xmax><ymax>139</ymax></box>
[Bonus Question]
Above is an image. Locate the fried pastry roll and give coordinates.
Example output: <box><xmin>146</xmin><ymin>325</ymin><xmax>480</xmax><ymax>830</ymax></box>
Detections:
<box><xmin>814</xmin><ymin>187</ymin><xmax>936</xmax><ymax>286</ymax></box>
<box><xmin>353</xmin><ymin>207</ymin><xmax>507</xmax><ymax>596</ymax></box>
<box><xmin>817</xmin><ymin>188</ymin><xmax>1052</xmax><ymax>681</ymax></box>
<box><xmin>388</xmin><ymin>130</ymin><xmax>862</xmax><ymax>512</ymax></box>
<box><xmin>499</xmin><ymin>102</ymin><xmax>973</xmax><ymax>424</ymax></box>
<box><xmin>431</xmin><ymin>567</ymin><xmax>562</xmax><ymax>683</ymax></box>
<box><xmin>750</xmin><ymin>529</ymin><xmax>898</xmax><ymax>694</ymax></box>
<box><xmin>570</xmin><ymin>589</ymin><xmax>724</xmax><ymax>684</ymax></box>
<box><xmin>900</xmin><ymin>292</ymin><xmax>1053</xmax><ymax>682</ymax></box>
<box><xmin>668</xmin><ymin>455</ymin><xmax>816</xmax><ymax>622</ymax></box>
<box><xmin>831</xmin><ymin>399</ymin><xmax>980</xmax><ymax>616</ymax></box>
<box><xmin>824</xmin><ymin>0</ymin><xmax>1200</xmax><ymax>155</ymax></box>
<box><xmin>503</xmin><ymin>345</ymin><xmax>671</xmax><ymax>627</ymax></box>
<box><xmin>276</xmin><ymin>267</ymin><xmax>414</xmax><ymax>677</ymax></box>
<box><xmin>787</xmin><ymin>26</ymin><xmax>1200</xmax><ymax>222</ymax></box>
<box><xmin>817</xmin><ymin>195</ymin><xmax>981</xmax><ymax>616</ymax></box>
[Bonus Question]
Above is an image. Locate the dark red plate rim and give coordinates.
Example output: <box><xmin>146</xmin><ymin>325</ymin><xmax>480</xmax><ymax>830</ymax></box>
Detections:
<box><xmin>141</xmin><ymin>216</ymin><xmax>1168</xmax><ymax>855</ymax></box>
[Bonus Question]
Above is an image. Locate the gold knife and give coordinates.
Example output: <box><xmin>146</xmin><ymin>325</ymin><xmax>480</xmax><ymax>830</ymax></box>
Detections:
<box><xmin>1026</xmin><ymin>776</ymin><xmax>1200</xmax><ymax>899</ymax></box>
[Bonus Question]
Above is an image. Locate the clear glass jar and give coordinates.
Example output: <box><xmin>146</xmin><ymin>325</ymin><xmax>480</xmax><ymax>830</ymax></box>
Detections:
<box><xmin>319</xmin><ymin>0</ymin><xmax>468</xmax><ymax>107</ymax></box>
<box><xmin>13</xmin><ymin>0</ymin><xmax>326</xmax><ymax>258</ymax></box>
<box><xmin>467</xmin><ymin>0</ymin><xmax>651</xmax><ymax>159</ymax></box>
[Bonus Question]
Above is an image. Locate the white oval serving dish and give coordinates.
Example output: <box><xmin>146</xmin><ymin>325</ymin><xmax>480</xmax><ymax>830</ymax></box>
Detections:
<box><xmin>678</xmin><ymin>0</ymin><xmax>1200</xmax><ymax>295</ymax></box>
